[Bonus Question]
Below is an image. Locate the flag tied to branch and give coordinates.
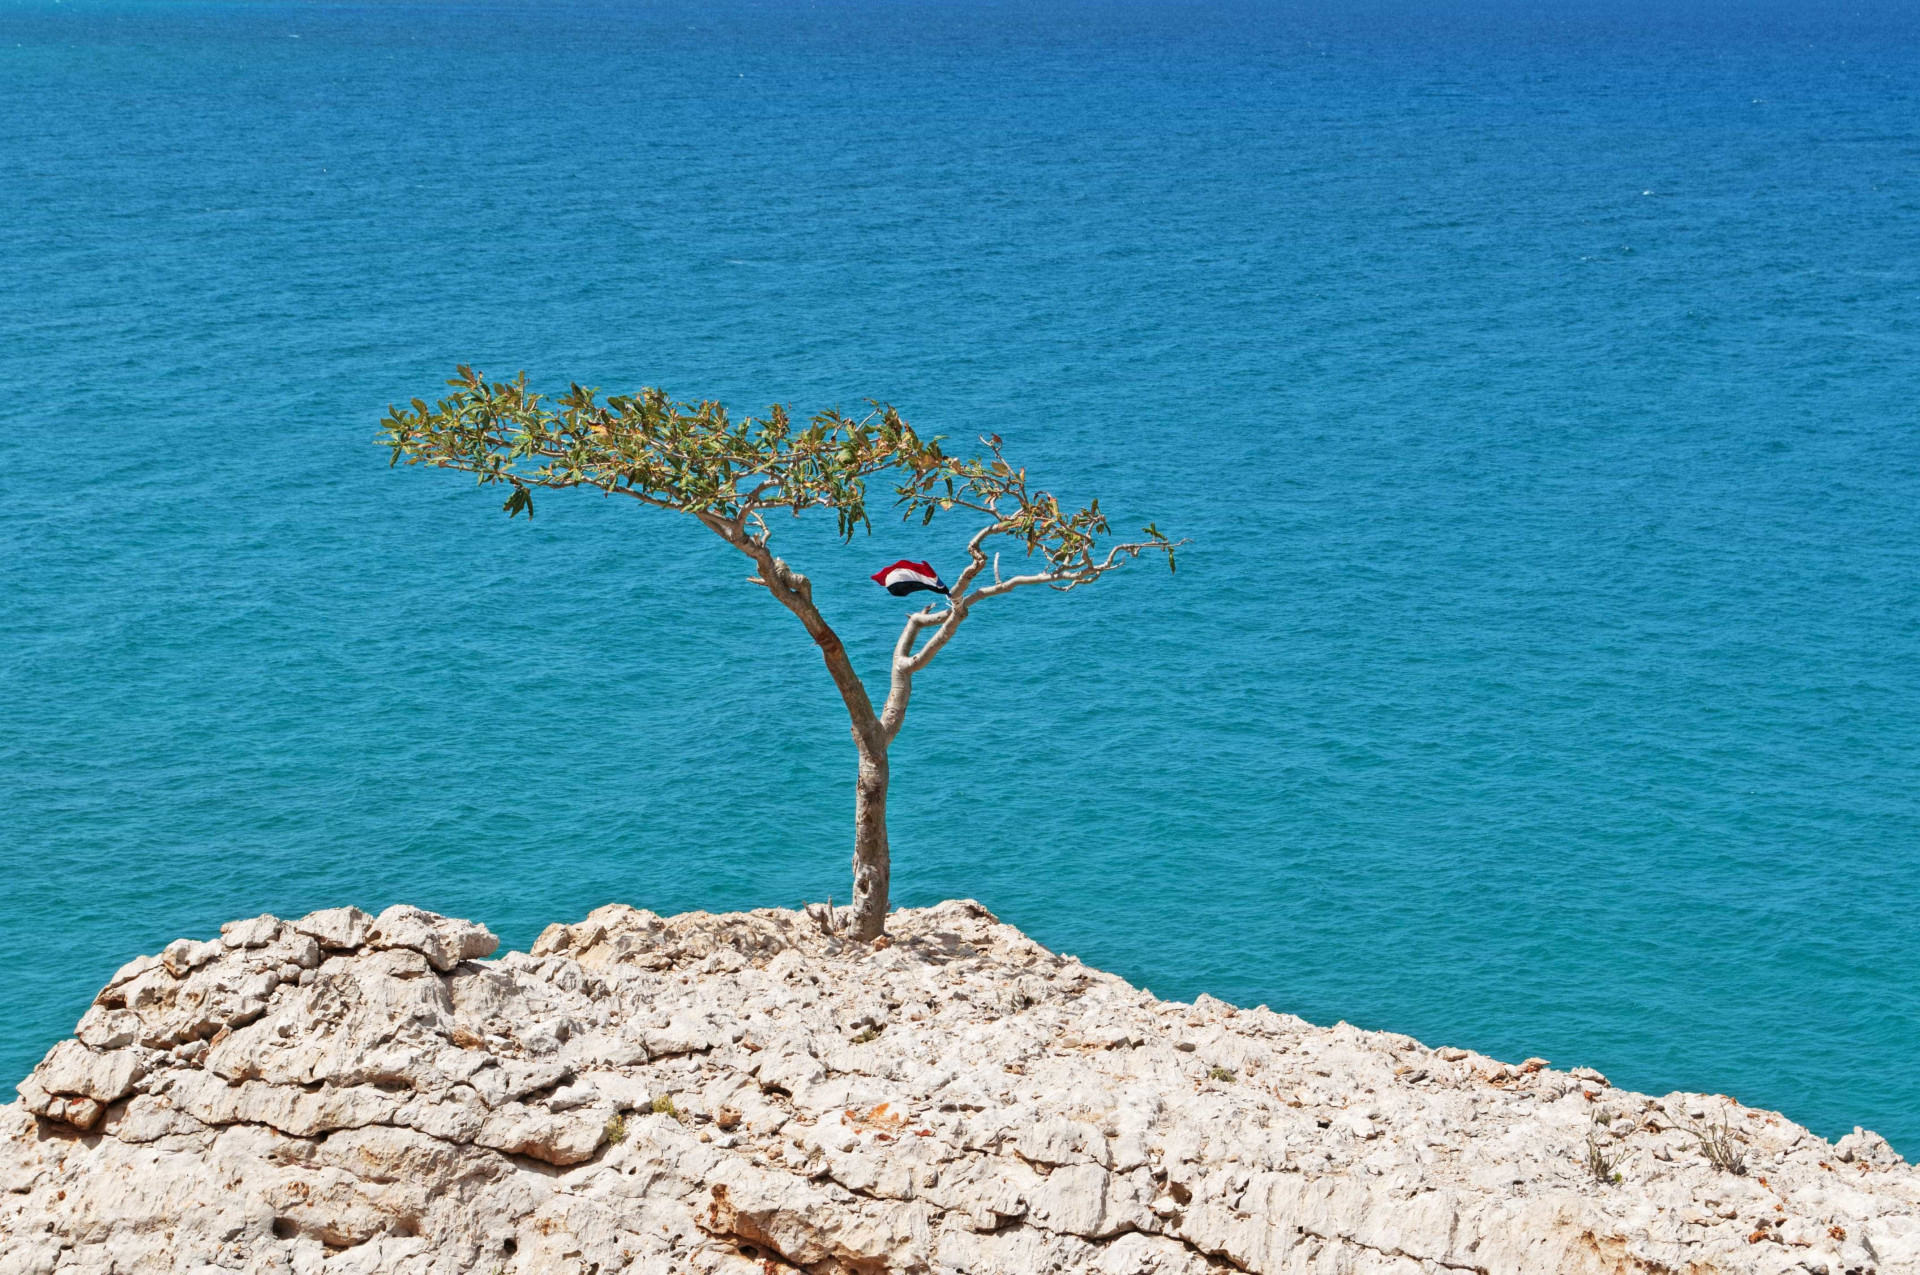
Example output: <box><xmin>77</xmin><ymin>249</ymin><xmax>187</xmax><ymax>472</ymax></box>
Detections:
<box><xmin>871</xmin><ymin>559</ymin><xmax>949</xmax><ymax>597</ymax></box>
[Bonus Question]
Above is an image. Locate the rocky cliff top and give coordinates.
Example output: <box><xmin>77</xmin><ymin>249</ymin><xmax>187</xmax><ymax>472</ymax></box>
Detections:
<box><xmin>3</xmin><ymin>901</ymin><xmax>1915</xmax><ymax>1275</ymax></box>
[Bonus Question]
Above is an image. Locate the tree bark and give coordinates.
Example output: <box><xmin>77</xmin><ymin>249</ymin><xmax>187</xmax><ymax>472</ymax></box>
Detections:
<box><xmin>849</xmin><ymin>745</ymin><xmax>890</xmax><ymax>941</ymax></box>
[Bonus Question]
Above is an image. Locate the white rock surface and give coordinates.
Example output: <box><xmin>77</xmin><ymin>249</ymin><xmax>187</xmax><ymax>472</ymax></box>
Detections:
<box><xmin>3</xmin><ymin>900</ymin><xmax>1916</xmax><ymax>1274</ymax></box>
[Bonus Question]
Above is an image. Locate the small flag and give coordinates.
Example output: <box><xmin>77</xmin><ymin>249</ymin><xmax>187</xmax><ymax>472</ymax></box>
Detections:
<box><xmin>871</xmin><ymin>559</ymin><xmax>949</xmax><ymax>597</ymax></box>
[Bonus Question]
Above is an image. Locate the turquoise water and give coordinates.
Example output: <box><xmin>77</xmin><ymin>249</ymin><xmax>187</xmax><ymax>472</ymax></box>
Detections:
<box><xmin>4</xmin><ymin>0</ymin><xmax>1918</xmax><ymax>1151</ymax></box>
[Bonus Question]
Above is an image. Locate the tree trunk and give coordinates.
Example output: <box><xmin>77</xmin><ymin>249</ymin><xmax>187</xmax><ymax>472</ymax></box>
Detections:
<box><xmin>704</xmin><ymin>522</ymin><xmax>898</xmax><ymax>941</ymax></box>
<box><xmin>847</xmin><ymin>745</ymin><xmax>891</xmax><ymax>940</ymax></box>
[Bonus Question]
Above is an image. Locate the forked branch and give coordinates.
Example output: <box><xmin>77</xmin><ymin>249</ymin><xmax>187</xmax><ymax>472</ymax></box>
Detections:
<box><xmin>877</xmin><ymin>508</ymin><xmax>1185</xmax><ymax>743</ymax></box>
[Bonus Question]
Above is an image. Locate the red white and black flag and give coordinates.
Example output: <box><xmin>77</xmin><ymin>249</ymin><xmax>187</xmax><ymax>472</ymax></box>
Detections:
<box><xmin>870</xmin><ymin>559</ymin><xmax>949</xmax><ymax>597</ymax></box>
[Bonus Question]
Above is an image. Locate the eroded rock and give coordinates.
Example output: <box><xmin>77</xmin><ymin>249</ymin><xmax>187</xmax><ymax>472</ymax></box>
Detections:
<box><xmin>4</xmin><ymin>901</ymin><xmax>1917</xmax><ymax>1275</ymax></box>
<box><xmin>368</xmin><ymin>905</ymin><xmax>499</xmax><ymax>973</ymax></box>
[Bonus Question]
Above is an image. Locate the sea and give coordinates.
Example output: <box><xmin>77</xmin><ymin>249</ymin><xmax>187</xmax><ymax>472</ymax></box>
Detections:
<box><xmin>2</xmin><ymin>0</ymin><xmax>1916</xmax><ymax>1153</ymax></box>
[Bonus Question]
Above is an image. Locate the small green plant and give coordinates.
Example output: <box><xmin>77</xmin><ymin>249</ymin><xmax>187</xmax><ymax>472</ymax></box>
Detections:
<box><xmin>604</xmin><ymin>1113</ymin><xmax>628</xmax><ymax>1145</ymax></box>
<box><xmin>650</xmin><ymin>1094</ymin><xmax>680</xmax><ymax>1120</ymax></box>
<box><xmin>1584</xmin><ymin>1111</ymin><xmax>1622</xmax><ymax>1184</ymax></box>
<box><xmin>1207</xmin><ymin>1066</ymin><xmax>1237</xmax><ymax>1083</ymax></box>
<box><xmin>852</xmin><ymin>1025</ymin><xmax>884</xmax><ymax>1044</ymax></box>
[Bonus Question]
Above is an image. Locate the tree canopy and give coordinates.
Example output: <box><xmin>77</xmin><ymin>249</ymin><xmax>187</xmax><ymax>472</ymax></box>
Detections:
<box><xmin>378</xmin><ymin>366</ymin><xmax>1176</xmax><ymax>586</ymax></box>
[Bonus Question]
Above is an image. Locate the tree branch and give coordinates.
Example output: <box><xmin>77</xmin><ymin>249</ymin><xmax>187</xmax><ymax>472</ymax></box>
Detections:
<box><xmin>696</xmin><ymin>512</ymin><xmax>886</xmax><ymax>754</ymax></box>
<box><xmin>965</xmin><ymin>535</ymin><xmax>1178</xmax><ymax>602</ymax></box>
<box><xmin>877</xmin><ymin>606</ymin><xmax>946</xmax><ymax>744</ymax></box>
<box><xmin>880</xmin><ymin>519</ymin><xmax>1149</xmax><ymax>743</ymax></box>
<box><xmin>874</xmin><ymin>523</ymin><xmax>1185</xmax><ymax>743</ymax></box>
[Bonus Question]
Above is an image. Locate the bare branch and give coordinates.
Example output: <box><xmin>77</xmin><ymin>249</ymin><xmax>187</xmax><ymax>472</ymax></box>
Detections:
<box><xmin>696</xmin><ymin>514</ymin><xmax>885</xmax><ymax>752</ymax></box>
<box><xmin>738</xmin><ymin>478</ymin><xmax>781</xmax><ymax>507</ymax></box>
<box><xmin>882</xmin><ymin>521</ymin><xmax>998</xmax><ymax>729</ymax></box>
<box><xmin>878</xmin><ymin>605</ymin><xmax>947</xmax><ymax>743</ymax></box>
<box><xmin>967</xmin><ymin>536</ymin><xmax>1187</xmax><ymax>603</ymax></box>
<box><xmin>875</xmin><ymin>522</ymin><xmax>1184</xmax><ymax>745</ymax></box>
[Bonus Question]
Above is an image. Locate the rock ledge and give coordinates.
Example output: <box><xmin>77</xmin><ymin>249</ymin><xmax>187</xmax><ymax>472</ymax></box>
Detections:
<box><xmin>3</xmin><ymin>901</ymin><xmax>1916</xmax><ymax>1274</ymax></box>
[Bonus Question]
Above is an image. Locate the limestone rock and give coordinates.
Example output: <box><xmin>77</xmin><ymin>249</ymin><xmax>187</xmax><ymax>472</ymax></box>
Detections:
<box><xmin>474</xmin><ymin>1100</ymin><xmax>613</xmax><ymax>1165</ymax></box>
<box><xmin>5</xmin><ymin>900</ymin><xmax>1918</xmax><ymax>1274</ymax></box>
<box><xmin>367</xmin><ymin>904</ymin><xmax>499</xmax><ymax>972</ymax></box>
<box><xmin>1837</xmin><ymin>1125</ymin><xmax>1905</xmax><ymax>1168</ymax></box>
<box><xmin>37</xmin><ymin>1044</ymin><xmax>135</xmax><ymax>1104</ymax></box>
<box><xmin>220</xmin><ymin>914</ymin><xmax>284</xmax><ymax>948</ymax></box>
<box><xmin>293</xmin><ymin>904</ymin><xmax>375</xmax><ymax>951</ymax></box>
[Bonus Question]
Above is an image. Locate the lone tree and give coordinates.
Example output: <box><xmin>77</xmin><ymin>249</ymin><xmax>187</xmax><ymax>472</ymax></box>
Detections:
<box><xmin>380</xmin><ymin>367</ymin><xmax>1178</xmax><ymax>940</ymax></box>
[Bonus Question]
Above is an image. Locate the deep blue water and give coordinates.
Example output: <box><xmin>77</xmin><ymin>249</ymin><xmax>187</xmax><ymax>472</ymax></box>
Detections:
<box><xmin>3</xmin><ymin>0</ymin><xmax>1917</xmax><ymax>1152</ymax></box>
